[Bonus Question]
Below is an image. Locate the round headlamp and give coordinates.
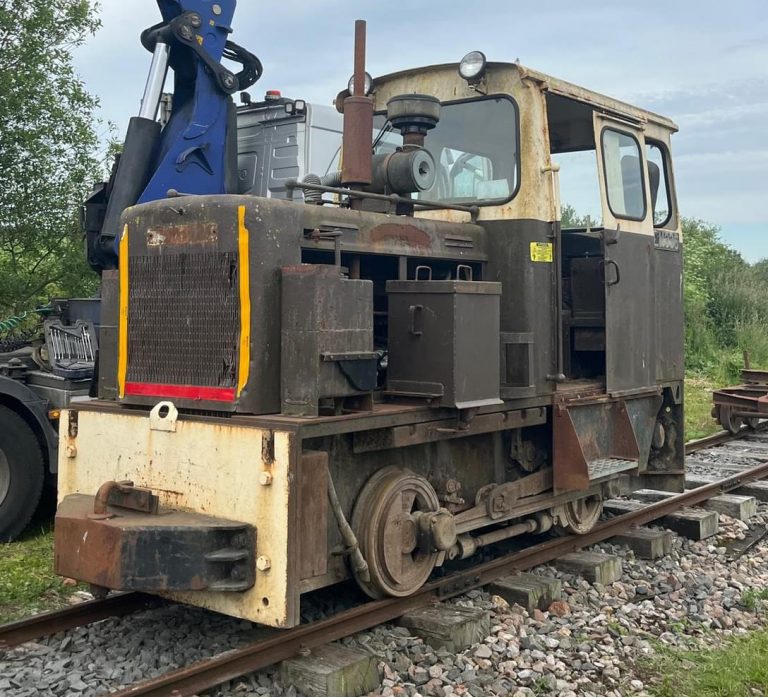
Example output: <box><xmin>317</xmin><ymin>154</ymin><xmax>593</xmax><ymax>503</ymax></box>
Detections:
<box><xmin>348</xmin><ymin>71</ymin><xmax>373</xmax><ymax>96</ymax></box>
<box><xmin>459</xmin><ymin>51</ymin><xmax>487</xmax><ymax>82</ymax></box>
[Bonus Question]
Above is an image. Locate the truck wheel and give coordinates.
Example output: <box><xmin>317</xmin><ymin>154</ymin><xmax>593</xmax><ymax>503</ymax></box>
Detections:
<box><xmin>0</xmin><ymin>405</ymin><xmax>45</xmax><ymax>542</ymax></box>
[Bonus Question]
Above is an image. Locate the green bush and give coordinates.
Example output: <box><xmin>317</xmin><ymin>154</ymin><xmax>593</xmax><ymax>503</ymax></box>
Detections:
<box><xmin>683</xmin><ymin>218</ymin><xmax>768</xmax><ymax>383</ymax></box>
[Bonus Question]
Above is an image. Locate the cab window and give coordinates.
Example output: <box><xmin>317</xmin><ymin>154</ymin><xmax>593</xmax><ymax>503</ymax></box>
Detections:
<box><xmin>646</xmin><ymin>141</ymin><xmax>672</xmax><ymax>227</ymax></box>
<box><xmin>374</xmin><ymin>96</ymin><xmax>519</xmax><ymax>206</ymax></box>
<box><xmin>601</xmin><ymin>129</ymin><xmax>646</xmax><ymax>220</ymax></box>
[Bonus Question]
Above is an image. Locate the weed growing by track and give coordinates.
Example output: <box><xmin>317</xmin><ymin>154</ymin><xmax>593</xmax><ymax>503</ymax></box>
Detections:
<box><xmin>740</xmin><ymin>587</ymin><xmax>768</xmax><ymax>611</ymax></box>
<box><xmin>0</xmin><ymin>525</ymin><xmax>80</xmax><ymax>623</ymax></box>
<box><xmin>647</xmin><ymin>629</ymin><xmax>768</xmax><ymax>697</ymax></box>
<box><xmin>684</xmin><ymin>374</ymin><xmax>721</xmax><ymax>440</ymax></box>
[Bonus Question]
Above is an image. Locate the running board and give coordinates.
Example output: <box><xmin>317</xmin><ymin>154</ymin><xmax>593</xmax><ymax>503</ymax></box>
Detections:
<box><xmin>588</xmin><ymin>458</ymin><xmax>637</xmax><ymax>481</ymax></box>
<box><xmin>553</xmin><ymin>395</ymin><xmax>662</xmax><ymax>492</ymax></box>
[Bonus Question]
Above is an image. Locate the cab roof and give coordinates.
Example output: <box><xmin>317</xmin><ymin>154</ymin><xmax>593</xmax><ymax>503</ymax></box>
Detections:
<box><xmin>367</xmin><ymin>61</ymin><xmax>678</xmax><ymax>133</ymax></box>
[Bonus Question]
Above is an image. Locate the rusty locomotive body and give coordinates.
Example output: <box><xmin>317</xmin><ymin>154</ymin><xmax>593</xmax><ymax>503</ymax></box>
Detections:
<box><xmin>55</xmin><ymin>32</ymin><xmax>684</xmax><ymax>627</ymax></box>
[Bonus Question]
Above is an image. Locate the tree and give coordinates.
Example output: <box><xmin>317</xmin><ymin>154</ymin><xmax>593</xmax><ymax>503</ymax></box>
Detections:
<box><xmin>0</xmin><ymin>1</ymin><xmax>101</xmax><ymax>316</ymax></box>
<box><xmin>682</xmin><ymin>217</ymin><xmax>768</xmax><ymax>375</ymax></box>
<box><xmin>560</xmin><ymin>203</ymin><xmax>595</xmax><ymax>229</ymax></box>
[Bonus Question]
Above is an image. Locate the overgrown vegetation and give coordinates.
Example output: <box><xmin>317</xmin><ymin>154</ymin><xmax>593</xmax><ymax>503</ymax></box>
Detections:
<box><xmin>681</xmin><ymin>218</ymin><xmax>768</xmax><ymax>437</ymax></box>
<box><xmin>684</xmin><ymin>373</ymin><xmax>719</xmax><ymax>440</ymax></box>
<box><xmin>0</xmin><ymin>525</ymin><xmax>82</xmax><ymax>624</ymax></box>
<box><xmin>0</xmin><ymin>1</ymin><xmax>102</xmax><ymax>317</ymax></box>
<box><xmin>683</xmin><ymin>218</ymin><xmax>768</xmax><ymax>385</ymax></box>
<box><xmin>647</xmin><ymin>631</ymin><xmax>768</xmax><ymax>697</ymax></box>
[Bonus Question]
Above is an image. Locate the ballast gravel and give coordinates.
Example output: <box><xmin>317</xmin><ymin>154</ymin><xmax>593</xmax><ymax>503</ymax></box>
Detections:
<box><xmin>3</xmin><ymin>439</ymin><xmax>768</xmax><ymax>696</ymax></box>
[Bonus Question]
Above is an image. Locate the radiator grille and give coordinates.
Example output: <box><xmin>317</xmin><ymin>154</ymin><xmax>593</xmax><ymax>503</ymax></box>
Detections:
<box><xmin>126</xmin><ymin>252</ymin><xmax>240</xmax><ymax>388</ymax></box>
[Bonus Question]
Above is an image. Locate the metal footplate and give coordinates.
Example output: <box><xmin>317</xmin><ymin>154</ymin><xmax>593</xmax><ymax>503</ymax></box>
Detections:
<box><xmin>55</xmin><ymin>482</ymin><xmax>256</xmax><ymax>593</ymax></box>
<box><xmin>588</xmin><ymin>458</ymin><xmax>637</xmax><ymax>481</ymax></box>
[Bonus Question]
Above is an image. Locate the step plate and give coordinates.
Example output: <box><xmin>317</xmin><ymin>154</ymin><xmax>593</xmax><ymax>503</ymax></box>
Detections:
<box><xmin>588</xmin><ymin>458</ymin><xmax>637</xmax><ymax>480</ymax></box>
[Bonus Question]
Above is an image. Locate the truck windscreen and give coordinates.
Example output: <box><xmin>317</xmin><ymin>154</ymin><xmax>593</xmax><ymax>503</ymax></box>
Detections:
<box><xmin>374</xmin><ymin>96</ymin><xmax>519</xmax><ymax>206</ymax></box>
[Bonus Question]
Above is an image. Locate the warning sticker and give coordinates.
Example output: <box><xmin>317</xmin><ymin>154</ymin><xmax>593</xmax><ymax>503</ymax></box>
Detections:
<box><xmin>530</xmin><ymin>242</ymin><xmax>553</xmax><ymax>263</ymax></box>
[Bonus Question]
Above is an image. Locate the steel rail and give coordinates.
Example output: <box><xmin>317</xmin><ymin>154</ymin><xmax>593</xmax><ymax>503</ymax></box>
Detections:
<box><xmin>685</xmin><ymin>422</ymin><xmax>768</xmax><ymax>455</ymax></box>
<box><xmin>112</xmin><ymin>457</ymin><xmax>768</xmax><ymax>697</ymax></box>
<box><xmin>0</xmin><ymin>592</ymin><xmax>161</xmax><ymax>650</ymax></box>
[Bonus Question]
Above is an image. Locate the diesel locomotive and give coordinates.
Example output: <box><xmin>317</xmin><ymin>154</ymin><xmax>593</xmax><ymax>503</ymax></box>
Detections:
<box><xmin>55</xmin><ymin>8</ymin><xmax>684</xmax><ymax>628</ymax></box>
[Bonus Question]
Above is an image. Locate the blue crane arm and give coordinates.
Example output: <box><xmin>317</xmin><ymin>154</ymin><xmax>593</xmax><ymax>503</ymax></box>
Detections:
<box><xmin>83</xmin><ymin>0</ymin><xmax>261</xmax><ymax>272</ymax></box>
<box><xmin>139</xmin><ymin>0</ymin><xmax>237</xmax><ymax>203</ymax></box>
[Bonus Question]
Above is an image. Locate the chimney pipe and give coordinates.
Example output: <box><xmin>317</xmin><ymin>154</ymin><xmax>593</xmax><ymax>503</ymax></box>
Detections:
<box><xmin>341</xmin><ymin>20</ymin><xmax>374</xmax><ymax>189</ymax></box>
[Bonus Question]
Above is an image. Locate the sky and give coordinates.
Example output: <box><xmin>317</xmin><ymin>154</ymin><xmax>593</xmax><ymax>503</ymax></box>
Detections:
<box><xmin>73</xmin><ymin>0</ymin><xmax>768</xmax><ymax>260</ymax></box>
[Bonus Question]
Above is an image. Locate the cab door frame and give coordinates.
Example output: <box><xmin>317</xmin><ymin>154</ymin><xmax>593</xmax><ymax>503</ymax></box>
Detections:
<box><xmin>592</xmin><ymin>112</ymin><xmax>656</xmax><ymax>395</ymax></box>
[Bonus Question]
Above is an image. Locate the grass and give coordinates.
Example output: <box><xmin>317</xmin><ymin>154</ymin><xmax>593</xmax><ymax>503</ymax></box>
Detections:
<box><xmin>0</xmin><ymin>521</ymin><xmax>82</xmax><ymax>624</ymax></box>
<box><xmin>647</xmin><ymin>631</ymin><xmax>768</xmax><ymax>697</ymax></box>
<box><xmin>685</xmin><ymin>373</ymin><xmax>721</xmax><ymax>440</ymax></box>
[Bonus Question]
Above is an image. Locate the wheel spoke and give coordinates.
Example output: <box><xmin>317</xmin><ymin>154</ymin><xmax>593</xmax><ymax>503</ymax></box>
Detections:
<box><xmin>400</xmin><ymin>489</ymin><xmax>416</xmax><ymax>514</ymax></box>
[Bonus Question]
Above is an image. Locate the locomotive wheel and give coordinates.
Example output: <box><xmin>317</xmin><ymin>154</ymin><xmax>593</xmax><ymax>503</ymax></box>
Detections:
<box><xmin>555</xmin><ymin>495</ymin><xmax>603</xmax><ymax>535</ymax></box>
<box><xmin>719</xmin><ymin>407</ymin><xmax>743</xmax><ymax>435</ymax></box>
<box><xmin>350</xmin><ymin>467</ymin><xmax>440</xmax><ymax>599</ymax></box>
<box><xmin>746</xmin><ymin>416</ymin><xmax>760</xmax><ymax>430</ymax></box>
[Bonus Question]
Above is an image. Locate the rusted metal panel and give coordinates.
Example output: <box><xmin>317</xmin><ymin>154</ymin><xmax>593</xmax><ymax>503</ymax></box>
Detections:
<box><xmin>297</xmin><ymin>451</ymin><xmax>329</xmax><ymax>580</ymax></box>
<box><xmin>369</xmin><ymin>223</ymin><xmax>432</xmax><ymax>249</ymax></box>
<box><xmin>743</xmin><ymin>369</ymin><xmax>768</xmax><ymax>384</ymax></box>
<box><xmin>281</xmin><ymin>265</ymin><xmax>376</xmax><ymax>417</ymax></box>
<box><xmin>299</xmin><ymin>203</ymin><xmax>487</xmax><ymax>260</ymax></box>
<box><xmin>55</xmin><ymin>493</ymin><xmax>255</xmax><ymax>592</ymax></box>
<box><xmin>146</xmin><ymin>222</ymin><xmax>218</xmax><ymax>247</ymax></box>
<box><xmin>553</xmin><ymin>396</ymin><xmax>660</xmax><ymax>492</ymax></box>
<box><xmin>552</xmin><ymin>406</ymin><xmax>590</xmax><ymax>492</ymax></box>
<box><xmin>352</xmin><ymin>408</ymin><xmax>546</xmax><ymax>453</ymax></box>
<box><xmin>611</xmin><ymin>402</ymin><xmax>641</xmax><ymax>461</ymax></box>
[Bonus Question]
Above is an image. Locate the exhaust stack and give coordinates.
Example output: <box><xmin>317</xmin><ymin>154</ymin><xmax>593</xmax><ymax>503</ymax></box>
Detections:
<box><xmin>341</xmin><ymin>20</ymin><xmax>374</xmax><ymax>190</ymax></box>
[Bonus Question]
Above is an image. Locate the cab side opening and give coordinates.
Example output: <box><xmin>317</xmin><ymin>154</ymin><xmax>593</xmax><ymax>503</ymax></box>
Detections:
<box><xmin>546</xmin><ymin>93</ymin><xmax>607</xmax><ymax>385</ymax></box>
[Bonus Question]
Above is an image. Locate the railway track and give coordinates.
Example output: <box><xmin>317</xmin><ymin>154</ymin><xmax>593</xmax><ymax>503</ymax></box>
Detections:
<box><xmin>3</xmin><ymin>424</ymin><xmax>768</xmax><ymax>696</ymax></box>
<box><xmin>684</xmin><ymin>423</ymin><xmax>765</xmax><ymax>454</ymax></box>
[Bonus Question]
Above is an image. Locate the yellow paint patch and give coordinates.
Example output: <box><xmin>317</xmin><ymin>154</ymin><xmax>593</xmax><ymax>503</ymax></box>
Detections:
<box><xmin>117</xmin><ymin>225</ymin><xmax>129</xmax><ymax>397</ymax></box>
<box><xmin>237</xmin><ymin>206</ymin><xmax>251</xmax><ymax>397</ymax></box>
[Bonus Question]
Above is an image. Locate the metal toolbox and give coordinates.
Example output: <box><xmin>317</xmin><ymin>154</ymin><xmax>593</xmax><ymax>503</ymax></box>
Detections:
<box><xmin>386</xmin><ymin>278</ymin><xmax>503</xmax><ymax>409</ymax></box>
<box><xmin>281</xmin><ymin>265</ymin><xmax>377</xmax><ymax>416</ymax></box>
